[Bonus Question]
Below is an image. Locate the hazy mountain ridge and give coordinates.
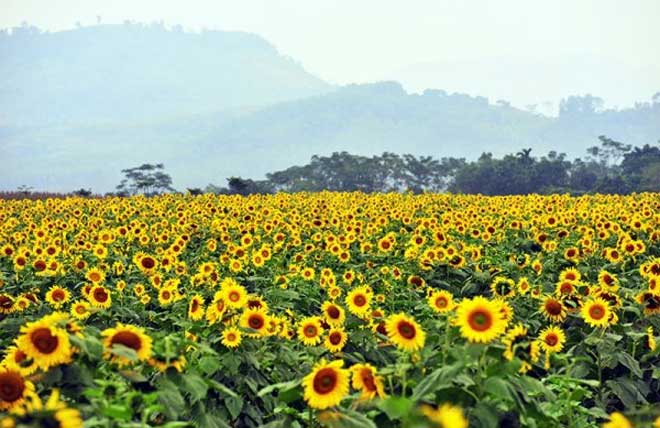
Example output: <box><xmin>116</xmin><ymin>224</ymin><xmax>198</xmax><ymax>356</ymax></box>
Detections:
<box><xmin>0</xmin><ymin>25</ymin><xmax>658</xmax><ymax>192</ymax></box>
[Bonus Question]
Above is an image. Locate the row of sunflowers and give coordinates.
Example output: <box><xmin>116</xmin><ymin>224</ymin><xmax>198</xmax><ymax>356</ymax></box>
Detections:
<box><xmin>0</xmin><ymin>192</ymin><xmax>659</xmax><ymax>427</ymax></box>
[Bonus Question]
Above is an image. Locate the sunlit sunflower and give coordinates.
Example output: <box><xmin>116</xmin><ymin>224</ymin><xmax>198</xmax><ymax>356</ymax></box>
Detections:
<box><xmin>222</xmin><ymin>281</ymin><xmax>248</xmax><ymax>309</ymax></box>
<box><xmin>427</xmin><ymin>289</ymin><xmax>455</xmax><ymax>314</ymax></box>
<box><xmin>101</xmin><ymin>323</ymin><xmax>153</xmax><ymax>365</ymax></box>
<box><xmin>1</xmin><ymin>346</ymin><xmax>38</xmax><ymax>377</ymax></box>
<box><xmin>16</xmin><ymin>319</ymin><xmax>73</xmax><ymax>370</ymax></box>
<box><xmin>221</xmin><ymin>327</ymin><xmax>242</xmax><ymax>348</ymax></box>
<box><xmin>87</xmin><ymin>285</ymin><xmax>112</xmax><ymax>309</ymax></box>
<box><xmin>635</xmin><ymin>290</ymin><xmax>660</xmax><ymax>316</ymax></box>
<box><xmin>70</xmin><ymin>300</ymin><xmax>91</xmax><ymax>320</ymax></box>
<box><xmin>385</xmin><ymin>313</ymin><xmax>426</xmax><ymax>352</ymax></box>
<box><xmin>157</xmin><ymin>286</ymin><xmax>176</xmax><ymax>306</ymax></box>
<box><xmin>602</xmin><ymin>412</ymin><xmax>632</xmax><ymax>428</ymax></box>
<box><xmin>538</xmin><ymin>326</ymin><xmax>566</xmax><ymax>353</ymax></box>
<box><xmin>581</xmin><ymin>298</ymin><xmax>612</xmax><ymax>328</ymax></box>
<box><xmin>205</xmin><ymin>298</ymin><xmax>227</xmax><ymax>325</ymax></box>
<box><xmin>321</xmin><ymin>301</ymin><xmax>346</xmax><ymax>326</ymax></box>
<box><xmin>420</xmin><ymin>403</ymin><xmax>468</xmax><ymax>428</ymax></box>
<box><xmin>0</xmin><ymin>294</ymin><xmax>15</xmax><ymax>315</ymax></box>
<box><xmin>455</xmin><ymin>296</ymin><xmax>507</xmax><ymax>343</ymax></box>
<box><xmin>0</xmin><ymin>366</ymin><xmax>35</xmax><ymax>412</ymax></box>
<box><xmin>350</xmin><ymin>363</ymin><xmax>386</xmax><ymax>400</ymax></box>
<box><xmin>85</xmin><ymin>267</ymin><xmax>105</xmax><ymax>284</ymax></box>
<box><xmin>324</xmin><ymin>328</ymin><xmax>348</xmax><ymax>353</ymax></box>
<box><xmin>540</xmin><ymin>296</ymin><xmax>567</xmax><ymax>323</ymax></box>
<box><xmin>298</xmin><ymin>316</ymin><xmax>324</xmax><ymax>346</ymax></box>
<box><xmin>345</xmin><ymin>286</ymin><xmax>372</xmax><ymax>317</ymax></box>
<box><xmin>45</xmin><ymin>286</ymin><xmax>70</xmax><ymax>309</ymax></box>
<box><xmin>187</xmin><ymin>295</ymin><xmax>205</xmax><ymax>320</ymax></box>
<box><xmin>240</xmin><ymin>309</ymin><xmax>270</xmax><ymax>337</ymax></box>
<box><xmin>303</xmin><ymin>359</ymin><xmax>350</xmax><ymax>409</ymax></box>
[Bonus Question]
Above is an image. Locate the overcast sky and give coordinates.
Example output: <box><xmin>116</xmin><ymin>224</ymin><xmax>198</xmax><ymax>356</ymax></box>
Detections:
<box><xmin>2</xmin><ymin>0</ymin><xmax>659</xmax><ymax>112</ymax></box>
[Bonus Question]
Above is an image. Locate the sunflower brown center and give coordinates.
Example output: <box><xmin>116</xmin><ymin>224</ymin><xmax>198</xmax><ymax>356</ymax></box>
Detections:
<box><xmin>0</xmin><ymin>371</ymin><xmax>25</xmax><ymax>402</ymax></box>
<box><xmin>52</xmin><ymin>290</ymin><xmax>66</xmax><ymax>301</ymax></box>
<box><xmin>141</xmin><ymin>258</ymin><xmax>155</xmax><ymax>269</ymax></box>
<box><xmin>94</xmin><ymin>287</ymin><xmax>109</xmax><ymax>302</ymax></box>
<box><xmin>397</xmin><ymin>320</ymin><xmax>416</xmax><ymax>339</ymax></box>
<box><xmin>360</xmin><ymin>369</ymin><xmax>377</xmax><ymax>391</ymax></box>
<box><xmin>468</xmin><ymin>310</ymin><xmax>493</xmax><ymax>332</ymax></box>
<box><xmin>229</xmin><ymin>291</ymin><xmax>240</xmax><ymax>302</ymax></box>
<box><xmin>435</xmin><ymin>297</ymin><xmax>448</xmax><ymax>308</ymax></box>
<box><xmin>110</xmin><ymin>331</ymin><xmax>142</xmax><ymax>351</ymax></box>
<box><xmin>191</xmin><ymin>300</ymin><xmax>199</xmax><ymax>312</ymax></box>
<box><xmin>304</xmin><ymin>325</ymin><xmax>318</xmax><ymax>337</ymax></box>
<box><xmin>31</xmin><ymin>328</ymin><xmax>59</xmax><ymax>354</ymax></box>
<box><xmin>313</xmin><ymin>368</ymin><xmax>338</xmax><ymax>394</ymax></box>
<box><xmin>354</xmin><ymin>295</ymin><xmax>367</xmax><ymax>307</ymax></box>
<box><xmin>249</xmin><ymin>315</ymin><xmax>264</xmax><ymax>330</ymax></box>
<box><xmin>329</xmin><ymin>332</ymin><xmax>342</xmax><ymax>345</ymax></box>
<box><xmin>545</xmin><ymin>300</ymin><xmax>563</xmax><ymax>315</ymax></box>
<box><xmin>589</xmin><ymin>305</ymin><xmax>605</xmax><ymax>320</ymax></box>
<box><xmin>327</xmin><ymin>306</ymin><xmax>340</xmax><ymax>319</ymax></box>
<box><xmin>545</xmin><ymin>334</ymin><xmax>559</xmax><ymax>346</ymax></box>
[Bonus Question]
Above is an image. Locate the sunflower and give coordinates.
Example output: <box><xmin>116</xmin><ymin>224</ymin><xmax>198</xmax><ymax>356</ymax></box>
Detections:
<box><xmin>188</xmin><ymin>295</ymin><xmax>205</xmax><ymax>320</ymax></box>
<box><xmin>455</xmin><ymin>296</ymin><xmax>507</xmax><ymax>344</ymax></box>
<box><xmin>157</xmin><ymin>287</ymin><xmax>176</xmax><ymax>306</ymax></box>
<box><xmin>45</xmin><ymin>286</ymin><xmax>70</xmax><ymax>309</ymax></box>
<box><xmin>221</xmin><ymin>327</ymin><xmax>242</xmax><ymax>348</ymax></box>
<box><xmin>101</xmin><ymin>323</ymin><xmax>153</xmax><ymax>365</ymax></box>
<box><xmin>135</xmin><ymin>253</ymin><xmax>158</xmax><ymax>275</ymax></box>
<box><xmin>602</xmin><ymin>412</ymin><xmax>632</xmax><ymax>428</ymax></box>
<box><xmin>559</xmin><ymin>267</ymin><xmax>581</xmax><ymax>283</ymax></box>
<box><xmin>427</xmin><ymin>289</ymin><xmax>455</xmax><ymax>314</ymax></box>
<box><xmin>321</xmin><ymin>301</ymin><xmax>346</xmax><ymax>326</ymax></box>
<box><xmin>385</xmin><ymin>313</ymin><xmax>426</xmax><ymax>352</ymax></box>
<box><xmin>85</xmin><ymin>267</ymin><xmax>105</xmax><ymax>284</ymax></box>
<box><xmin>70</xmin><ymin>300</ymin><xmax>91</xmax><ymax>320</ymax></box>
<box><xmin>87</xmin><ymin>285</ymin><xmax>112</xmax><ymax>309</ymax></box>
<box><xmin>648</xmin><ymin>326</ymin><xmax>657</xmax><ymax>352</ymax></box>
<box><xmin>222</xmin><ymin>281</ymin><xmax>248</xmax><ymax>309</ymax></box>
<box><xmin>581</xmin><ymin>298</ymin><xmax>612</xmax><ymax>328</ymax></box>
<box><xmin>491</xmin><ymin>277</ymin><xmax>516</xmax><ymax>299</ymax></box>
<box><xmin>1</xmin><ymin>346</ymin><xmax>38</xmax><ymax>377</ymax></box>
<box><xmin>324</xmin><ymin>328</ymin><xmax>348</xmax><ymax>353</ymax></box>
<box><xmin>206</xmin><ymin>298</ymin><xmax>227</xmax><ymax>325</ymax></box>
<box><xmin>516</xmin><ymin>277</ymin><xmax>531</xmax><ymax>295</ymax></box>
<box><xmin>538</xmin><ymin>326</ymin><xmax>566</xmax><ymax>353</ymax></box>
<box><xmin>350</xmin><ymin>363</ymin><xmax>386</xmax><ymax>400</ymax></box>
<box><xmin>0</xmin><ymin>366</ymin><xmax>35</xmax><ymax>412</ymax></box>
<box><xmin>240</xmin><ymin>309</ymin><xmax>270</xmax><ymax>337</ymax></box>
<box><xmin>635</xmin><ymin>290</ymin><xmax>660</xmax><ymax>316</ymax></box>
<box><xmin>540</xmin><ymin>296</ymin><xmax>567</xmax><ymax>323</ymax></box>
<box><xmin>298</xmin><ymin>316</ymin><xmax>324</xmax><ymax>346</ymax></box>
<box><xmin>16</xmin><ymin>319</ymin><xmax>73</xmax><ymax>370</ymax></box>
<box><xmin>0</xmin><ymin>294</ymin><xmax>15</xmax><ymax>315</ymax></box>
<box><xmin>303</xmin><ymin>359</ymin><xmax>350</xmax><ymax>409</ymax></box>
<box><xmin>420</xmin><ymin>403</ymin><xmax>468</xmax><ymax>428</ymax></box>
<box><xmin>345</xmin><ymin>286</ymin><xmax>372</xmax><ymax>317</ymax></box>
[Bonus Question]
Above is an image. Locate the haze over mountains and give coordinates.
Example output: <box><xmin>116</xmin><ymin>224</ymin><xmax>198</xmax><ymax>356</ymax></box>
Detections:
<box><xmin>1</xmin><ymin>23</ymin><xmax>659</xmax><ymax>192</ymax></box>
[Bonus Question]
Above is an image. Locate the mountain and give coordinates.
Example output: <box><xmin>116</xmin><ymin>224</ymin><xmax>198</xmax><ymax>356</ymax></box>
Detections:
<box><xmin>0</xmin><ymin>23</ymin><xmax>332</xmax><ymax>127</ymax></box>
<box><xmin>0</xmin><ymin>25</ymin><xmax>658</xmax><ymax>193</ymax></box>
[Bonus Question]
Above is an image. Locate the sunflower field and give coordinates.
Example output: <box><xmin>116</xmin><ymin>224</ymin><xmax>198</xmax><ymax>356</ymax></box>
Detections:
<box><xmin>1</xmin><ymin>192</ymin><xmax>659</xmax><ymax>428</ymax></box>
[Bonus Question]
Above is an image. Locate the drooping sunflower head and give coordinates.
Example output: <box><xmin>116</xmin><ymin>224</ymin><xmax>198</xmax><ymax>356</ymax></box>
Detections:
<box><xmin>455</xmin><ymin>296</ymin><xmax>507</xmax><ymax>344</ymax></box>
<box><xmin>303</xmin><ymin>359</ymin><xmax>350</xmax><ymax>410</ymax></box>
<box><xmin>350</xmin><ymin>363</ymin><xmax>386</xmax><ymax>400</ymax></box>
<box><xmin>101</xmin><ymin>323</ymin><xmax>153</xmax><ymax>366</ymax></box>
<box><xmin>385</xmin><ymin>313</ymin><xmax>426</xmax><ymax>352</ymax></box>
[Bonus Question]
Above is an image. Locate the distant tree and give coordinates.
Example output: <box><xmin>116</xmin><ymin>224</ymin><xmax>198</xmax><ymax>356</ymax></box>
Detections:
<box><xmin>559</xmin><ymin>94</ymin><xmax>604</xmax><ymax>118</ymax></box>
<box><xmin>116</xmin><ymin>163</ymin><xmax>175</xmax><ymax>196</ymax></box>
<box><xmin>16</xmin><ymin>185</ymin><xmax>33</xmax><ymax>196</ymax></box>
<box><xmin>186</xmin><ymin>188</ymin><xmax>204</xmax><ymax>196</ymax></box>
<box><xmin>71</xmin><ymin>188</ymin><xmax>92</xmax><ymax>197</ymax></box>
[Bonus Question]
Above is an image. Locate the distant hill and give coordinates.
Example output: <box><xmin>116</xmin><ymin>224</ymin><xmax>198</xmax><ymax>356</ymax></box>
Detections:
<box><xmin>0</xmin><ymin>23</ymin><xmax>332</xmax><ymax>126</ymax></box>
<box><xmin>0</xmin><ymin>25</ymin><xmax>658</xmax><ymax>192</ymax></box>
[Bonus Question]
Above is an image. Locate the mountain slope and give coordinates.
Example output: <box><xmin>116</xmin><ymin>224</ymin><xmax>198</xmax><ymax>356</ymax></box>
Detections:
<box><xmin>0</xmin><ymin>23</ymin><xmax>332</xmax><ymax>126</ymax></box>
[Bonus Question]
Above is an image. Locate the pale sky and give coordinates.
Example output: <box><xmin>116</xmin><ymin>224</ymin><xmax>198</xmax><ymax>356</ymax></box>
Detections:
<box><xmin>2</xmin><ymin>0</ymin><xmax>659</xmax><ymax>112</ymax></box>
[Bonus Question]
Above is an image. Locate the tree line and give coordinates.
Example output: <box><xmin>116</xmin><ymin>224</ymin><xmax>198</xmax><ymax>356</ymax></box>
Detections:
<box><xmin>203</xmin><ymin>136</ymin><xmax>659</xmax><ymax>195</ymax></box>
